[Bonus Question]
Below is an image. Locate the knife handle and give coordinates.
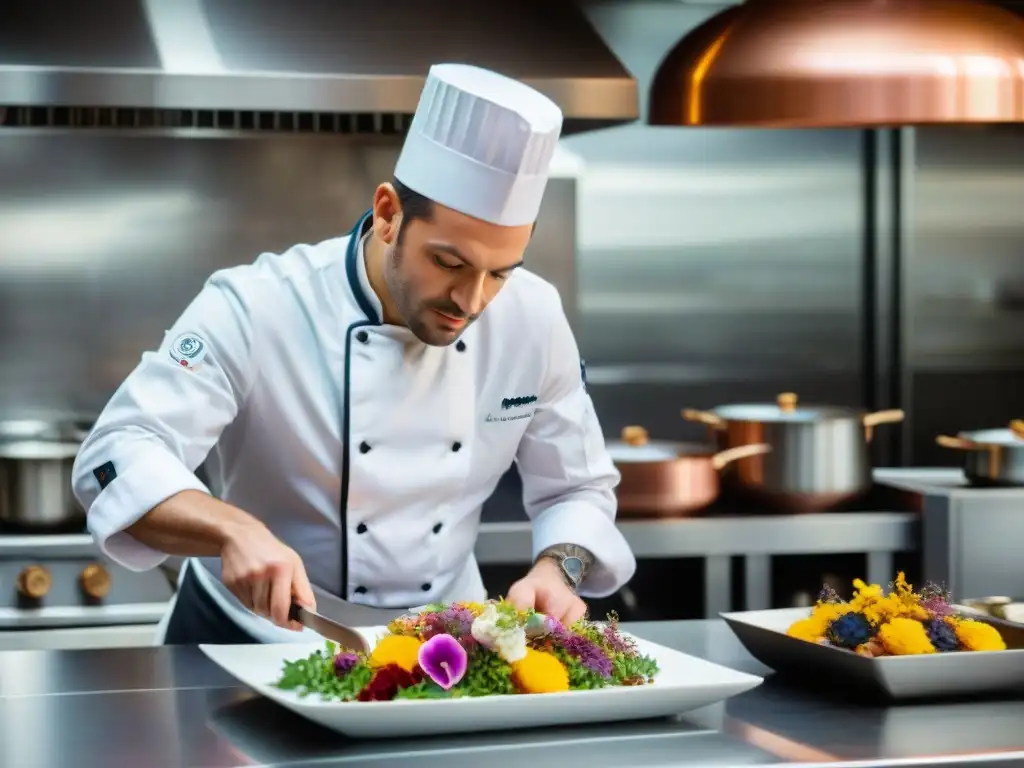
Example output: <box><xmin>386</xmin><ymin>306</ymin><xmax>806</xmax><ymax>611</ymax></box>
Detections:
<box><xmin>288</xmin><ymin>603</ymin><xmax>302</xmax><ymax>623</ymax></box>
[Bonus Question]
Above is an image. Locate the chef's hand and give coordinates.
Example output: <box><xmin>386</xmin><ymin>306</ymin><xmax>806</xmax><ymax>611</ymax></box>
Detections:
<box><xmin>220</xmin><ymin>522</ymin><xmax>316</xmax><ymax>630</ymax></box>
<box><xmin>506</xmin><ymin>558</ymin><xmax>588</xmax><ymax>626</ymax></box>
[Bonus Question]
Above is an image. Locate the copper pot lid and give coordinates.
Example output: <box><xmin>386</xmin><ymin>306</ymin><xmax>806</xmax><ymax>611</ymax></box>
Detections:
<box><xmin>649</xmin><ymin>0</ymin><xmax>1024</xmax><ymax>127</ymax></box>
<box><xmin>712</xmin><ymin>392</ymin><xmax>861</xmax><ymax>423</ymax></box>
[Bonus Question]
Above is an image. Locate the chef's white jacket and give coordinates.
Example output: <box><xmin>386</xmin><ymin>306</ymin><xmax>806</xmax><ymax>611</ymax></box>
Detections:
<box><xmin>72</xmin><ymin>211</ymin><xmax>635</xmax><ymax>643</ymax></box>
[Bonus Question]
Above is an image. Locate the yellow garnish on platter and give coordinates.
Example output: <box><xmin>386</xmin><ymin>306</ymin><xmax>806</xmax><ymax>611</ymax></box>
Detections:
<box><xmin>949</xmin><ymin>617</ymin><xmax>1008</xmax><ymax>652</ymax></box>
<box><xmin>369</xmin><ymin>634</ymin><xmax>423</xmax><ymax>672</ymax></box>
<box><xmin>511</xmin><ymin>648</ymin><xmax>570</xmax><ymax>694</ymax></box>
<box><xmin>878</xmin><ymin>617</ymin><xmax>936</xmax><ymax>656</ymax></box>
<box><xmin>784</xmin><ymin>572</ymin><xmax>1008</xmax><ymax>657</ymax></box>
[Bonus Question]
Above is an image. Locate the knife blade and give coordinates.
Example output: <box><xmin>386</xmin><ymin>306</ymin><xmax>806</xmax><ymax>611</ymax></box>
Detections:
<box><xmin>288</xmin><ymin>603</ymin><xmax>371</xmax><ymax>654</ymax></box>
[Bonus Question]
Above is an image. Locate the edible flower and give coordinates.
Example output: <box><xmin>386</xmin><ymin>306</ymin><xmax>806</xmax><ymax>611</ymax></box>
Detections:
<box><xmin>417</xmin><ymin>633</ymin><xmax>468</xmax><ymax>690</ymax></box>
<box><xmin>949</xmin><ymin>618</ymin><xmax>1007</xmax><ymax>652</ymax></box>
<box><xmin>512</xmin><ymin>648</ymin><xmax>570</xmax><ymax>694</ymax></box>
<box><xmin>333</xmin><ymin>651</ymin><xmax>360</xmax><ymax>677</ymax></box>
<box><xmin>369</xmin><ymin>634</ymin><xmax>423</xmax><ymax>673</ymax></box>
<box><xmin>471</xmin><ymin>602</ymin><xmax>527</xmax><ymax>662</ymax></box>
<box><xmin>357</xmin><ymin>663</ymin><xmax>422</xmax><ymax>702</ymax></box>
<box><xmin>878</xmin><ymin>617</ymin><xmax>935</xmax><ymax>655</ymax></box>
<box><xmin>924</xmin><ymin>618</ymin><xmax>961</xmax><ymax>652</ymax></box>
<box><xmin>826</xmin><ymin>612</ymin><xmax>874</xmax><ymax>649</ymax></box>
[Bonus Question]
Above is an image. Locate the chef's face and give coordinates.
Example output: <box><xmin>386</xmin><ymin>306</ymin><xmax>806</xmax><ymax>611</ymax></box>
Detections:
<box><xmin>372</xmin><ymin>184</ymin><xmax>533</xmax><ymax>346</ymax></box>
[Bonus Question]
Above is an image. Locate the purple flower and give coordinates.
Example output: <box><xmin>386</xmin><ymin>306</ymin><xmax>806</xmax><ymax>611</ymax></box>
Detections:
<box><xmin>543</xmin><ymin>616</ymin><xmax>612</xmax><ymax>676</ymax></box>
<box><xmin>439</xmin><ymin>606</ymin><xmax>476</xmax><ymax>637</ymax></box>
<box><xmin>602</xmin><ymin>625</ymin><xmax>634</xmax><ymax>655</ymax></box>
<box><xmin>921</xmin><ymin>597</ymin><xmax>955</xmax><ymax>617</ymax></box>
<box><xmin>417</xmin><ymin>633</ymin><xmax>468</xmax><ymax>690</ymax></box>
<box><xmin>561</xmin><ymin>634</ymin><xmax>613</xmax><ymax>676</ymax></box>
<box><xmin>333</xmin><ymin>651</ymin><xmax>359</xmax><ymax>677</ymax></box>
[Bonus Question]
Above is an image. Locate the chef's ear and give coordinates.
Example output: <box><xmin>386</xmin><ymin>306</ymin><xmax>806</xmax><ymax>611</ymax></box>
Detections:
<box><xmin>371</xmin><ymin>183</ymin><xmax>403</xmax><ymax>245</ymax></box>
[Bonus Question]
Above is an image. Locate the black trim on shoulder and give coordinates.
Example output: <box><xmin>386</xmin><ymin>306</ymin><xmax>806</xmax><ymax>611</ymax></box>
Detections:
<box><xmin>339</xmin><ymin>209</ymin><xmax>380</xmax><ymax>598</ymax></box>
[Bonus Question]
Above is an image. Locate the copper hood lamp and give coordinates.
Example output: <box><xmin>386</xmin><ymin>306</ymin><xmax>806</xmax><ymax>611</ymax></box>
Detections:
<box><xmin>649</xmin><ymin>0</ymin><xmax>1024</xmax><ymax>127</ymax></box>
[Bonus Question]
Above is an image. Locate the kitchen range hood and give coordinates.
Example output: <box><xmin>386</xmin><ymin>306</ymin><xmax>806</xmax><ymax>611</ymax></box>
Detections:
<box><xmin>649</xmin><ymin>0</ymin><xmax>1024</xmax><ymax>128</ymax></box>
<box><xmin>0</xmin><ymin>0</ymin><xmax>638</xmax><ymax>134</ymax></box>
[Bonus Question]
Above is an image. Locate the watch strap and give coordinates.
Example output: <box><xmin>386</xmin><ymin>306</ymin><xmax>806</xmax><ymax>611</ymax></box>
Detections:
<box><xmin>536</xmin><ymin>544</ymin><xmax>594</xmax><ymax>590</ymax></box>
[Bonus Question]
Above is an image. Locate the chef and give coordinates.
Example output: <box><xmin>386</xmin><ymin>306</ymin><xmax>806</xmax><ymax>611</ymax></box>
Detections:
<box><xmin>71</xmin><ymin>63</ymin><xmax>636</xmax><ymax>646</ymax></box>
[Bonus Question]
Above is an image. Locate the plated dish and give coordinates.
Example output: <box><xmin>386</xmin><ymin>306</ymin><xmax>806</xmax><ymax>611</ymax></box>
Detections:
<box><xmin>274</xmin><ymin>600</ymin><xmax>659</xmax><ymax>702</ymax></box>
<box><xmin>201</xmin><ymin>615</ymin><xmax>763</xmax><ymax>737</ymax></box>
<box><xmin>722</xmin><ymin>573</ymin><xmax>1024</xmax><ymax>701</ymax></box>
<box><xmin>786</xmin><ymin>572</ymin><xmax>1007</xmax><ymax>656</ymax></box>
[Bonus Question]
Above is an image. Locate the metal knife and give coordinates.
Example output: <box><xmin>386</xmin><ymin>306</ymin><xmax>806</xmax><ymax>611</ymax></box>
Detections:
<box><xmin>288</xmin><ymin>603</ymin><xmax>371</xmax><ymax>654</ymax></box>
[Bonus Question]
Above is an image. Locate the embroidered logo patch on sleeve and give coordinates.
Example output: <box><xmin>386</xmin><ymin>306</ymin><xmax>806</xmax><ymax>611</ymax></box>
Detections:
<box><xmin>93</xmin><ymin>461</ymin><xmax>117</xmax><ymax>490</ymax></box>
<box><xmin>170</xmin><ymin>332</ymin><xmax>209</xmax><ymax>371</ymax></box>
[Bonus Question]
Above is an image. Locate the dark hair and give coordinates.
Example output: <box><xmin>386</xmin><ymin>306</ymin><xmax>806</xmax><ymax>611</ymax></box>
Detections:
<box><xmin>392</xmin><ymin>177</ymin><xmax>538</xmax><ymax>238</ymax></box>
<box><xmin>393</xmin><ymin>178</ymin><xmax>434</xmax><ymax>224</ymax></box>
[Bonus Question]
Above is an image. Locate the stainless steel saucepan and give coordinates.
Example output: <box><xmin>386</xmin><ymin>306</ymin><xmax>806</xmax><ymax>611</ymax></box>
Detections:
<box><xmin>936</xmin><ymin>420</ymin><xmax>1024</xmax><ymax>487</ymax></box>
<box><xmin>0</xmin><ymin>418</ymin><xmax>91</xmax><ymax>530</ymax></box>
<box><xmin>682</xmin><ymin>392</ymin><xmax>904</xmax><ymax>512</ymax></box>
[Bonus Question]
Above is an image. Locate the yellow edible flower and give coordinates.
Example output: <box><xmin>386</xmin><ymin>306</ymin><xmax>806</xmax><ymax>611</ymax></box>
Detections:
<box><xmin>786</xmin><ymin>602</ymin><xmax>850</xmax><ymax>642</ymax></box>
<box><xmin>949</xmin><ymin>618</ymin><xmax>1007</xmax><ymax>652</ymax></box>
<box><xmin>877</xmin><ymin>617</ymin><xmax>935</xmax><ymax>656</ymax></box>
<box><xmin>369</xmin><ymin>634</ymin><xmax>423</xmax><ymax>672</ymax></box>
<box><xmin>511</xmin><ymin>648</ymin><xmax>569</xmax><ymax>694</ymax></box>
<box><xmin>786</xmin><ymin>617</ymin><xmax>826</xmax><ymax>643</ymax></box>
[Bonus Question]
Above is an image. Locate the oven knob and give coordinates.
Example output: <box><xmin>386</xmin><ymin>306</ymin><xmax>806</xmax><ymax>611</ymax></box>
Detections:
<box><xmin>80</xmin><ymin>563</ymin><xmax>112</xmax><ymax>600</ymax></box>
<box><xmin>17</xmin><ymin>565</ymin><xmax>52</xmax><ymax>599</ymax></box>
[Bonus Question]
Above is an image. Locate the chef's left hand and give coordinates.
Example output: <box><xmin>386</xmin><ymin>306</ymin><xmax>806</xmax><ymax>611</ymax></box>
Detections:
<box><xmin>506</xmin><ymin>558</ymin><xmax>587</xmax><ymax>626</ymax></box>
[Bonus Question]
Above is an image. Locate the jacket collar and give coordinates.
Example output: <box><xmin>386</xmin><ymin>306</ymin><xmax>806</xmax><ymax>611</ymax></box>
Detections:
<box><xmin>344</xmin><ymin>210</ymin><xmax>381</xmax><ymax>324</ymax></box>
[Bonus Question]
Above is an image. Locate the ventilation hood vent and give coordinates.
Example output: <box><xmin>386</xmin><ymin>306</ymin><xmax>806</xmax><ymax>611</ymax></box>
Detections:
<box><xmin>0</xmin><ymin>0</ymin><xmax>638</xmax><ymax>135</ymax></box>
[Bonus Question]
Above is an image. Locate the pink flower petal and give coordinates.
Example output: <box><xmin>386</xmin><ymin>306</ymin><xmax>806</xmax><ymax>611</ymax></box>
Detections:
<box><xmin>417</xmin><ymin>633</ymin><xmax>468</xmax><ymax>690</ymax></box>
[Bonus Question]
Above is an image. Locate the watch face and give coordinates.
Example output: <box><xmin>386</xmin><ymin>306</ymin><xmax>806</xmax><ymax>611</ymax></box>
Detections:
<box><xmin>562</xmin><ymin>556</ymin><xmax>584</xmax><ymax>584</ymax></box>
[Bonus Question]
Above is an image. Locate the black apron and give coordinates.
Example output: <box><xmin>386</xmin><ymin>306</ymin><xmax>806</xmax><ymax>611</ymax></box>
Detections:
<box><xmin>161</xmin><ymin>562</ymin><xmax>258</xmax><ymax>645</ymax></box>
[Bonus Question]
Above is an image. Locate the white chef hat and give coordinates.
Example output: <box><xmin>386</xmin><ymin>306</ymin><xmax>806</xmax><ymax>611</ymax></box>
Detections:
<box><xmin>393</xmin><ymin>63</ymin><xmax>564</xmax><ymax>227</ymax></box>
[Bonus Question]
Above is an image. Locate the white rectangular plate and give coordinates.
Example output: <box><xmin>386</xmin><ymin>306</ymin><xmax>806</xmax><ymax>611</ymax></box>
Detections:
<box><xmin>201</xmin><ymin>627</ymin><xmax>763</xmax><ymax>738</ymax></box>
<box><xmin>722</xmin><ymin>607</ymin><xmax>1024</xmax><ymax>701</ymax></box>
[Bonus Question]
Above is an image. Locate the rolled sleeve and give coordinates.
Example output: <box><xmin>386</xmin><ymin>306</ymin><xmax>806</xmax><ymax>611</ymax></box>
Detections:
<box><xmin>72</xmin><ymin>271</ymin><xmax>257</xmax><ymax>572</ymax></box>
<box><xmin>85</xmin><ymin>438</ymin><xmax>210</xmax><ymax>571</ymax></box>
<box><xmin>530</xmin><ymin>501</ymin><xmax>634</xmax><ymax>598</ymax></box>
<box><xmin>515</xmin><ymin>287</ymin><xmax>636</xmax><ymax>598</ymax></box>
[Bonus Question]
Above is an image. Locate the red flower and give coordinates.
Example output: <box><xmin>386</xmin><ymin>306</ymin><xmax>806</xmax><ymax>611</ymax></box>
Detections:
<box><xmin>356</xmin><ymin>663</ymin><xmax>424</xmax><ymax>701</ymax></box>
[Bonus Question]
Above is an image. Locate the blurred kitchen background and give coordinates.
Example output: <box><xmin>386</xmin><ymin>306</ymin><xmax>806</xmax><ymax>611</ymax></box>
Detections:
<box><xmin>1</xmin><ymin>0</ymin><xmax>1023</xmax><ymax>649</ymax></box>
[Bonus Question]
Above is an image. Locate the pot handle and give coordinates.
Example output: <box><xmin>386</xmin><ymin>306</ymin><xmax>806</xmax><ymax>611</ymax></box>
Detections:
<box><xmin>681</xmin><ymin>408</ymin><xmax>724</xmax><ymax>429</ymax></box>
<box><xmin>863</xmin><ymin>409</ymin><xmax>904</xmax><ymax>441</ymax></box>
<box><xmin>936</xmin><ymin>435</ymin><xmax>984</xmax><ymax>451</ymax></box>
<box><xmin>711</xmin><ymin>442</ymin><xmax>771</xmax><ymax>471</ymax></box>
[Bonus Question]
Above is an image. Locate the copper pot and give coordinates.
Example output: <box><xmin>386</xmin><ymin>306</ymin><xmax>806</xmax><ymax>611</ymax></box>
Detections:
<box><xmin>682</xmin><ymin>392</ymin><xmax>904</xmax><ymax>512</ymax></box>
<box><xmin>607</xmin><ymin>426</ymin><xmax>771</xmax><ymax>518</ymax></box>
<box><xmin>936</xmin><ymin>420</ymin><xmax>1024</xmax><ymax>487</ymax></box>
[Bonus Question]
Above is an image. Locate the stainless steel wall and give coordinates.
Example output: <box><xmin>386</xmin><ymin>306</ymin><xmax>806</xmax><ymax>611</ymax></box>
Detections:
<box><xmin>0</xmin><ymin>131</ymin><xmax>577</xmax><ymax>422</ymax></box>
<box><xmin>568</xmin><ymin>0</ymin><xmax>866</xmax><ymax>443</ymax></box>
<box><xmin>906</xmin><ymin>126</ymin><xmax>1024</xmax><ymax>464</ymax></box>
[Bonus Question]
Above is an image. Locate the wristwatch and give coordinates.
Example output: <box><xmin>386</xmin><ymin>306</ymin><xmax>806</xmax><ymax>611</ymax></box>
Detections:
<box><xmin>537</xmin><ymin>544</ymin><xmax>594</xmax><ymax>591</ymax></box>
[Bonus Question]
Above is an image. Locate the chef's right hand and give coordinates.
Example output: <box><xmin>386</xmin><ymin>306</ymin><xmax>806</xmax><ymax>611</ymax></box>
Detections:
<box><xmin>220</xmin><ymin>523</ymin><xmax>316</xmax><ymax>630</ymax></box>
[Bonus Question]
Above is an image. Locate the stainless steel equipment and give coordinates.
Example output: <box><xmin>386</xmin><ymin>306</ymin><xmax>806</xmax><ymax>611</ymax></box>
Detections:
<box><xmin>0</xmin><ymin>0</ymin><xmax>637</xmax><ymax>131</ymax></box>
<box><xmin>681</xmin><ymin>393</ymin><xmax>904</xmax><ymax>512</ymax></box>
<box><xmin>0</xmin><ymin>533</ymin><xmax>172</xmax><ymax>649</ymax></box>
<box><xmin>936</xmin><ymin>421</ymin><xmax>1024</xmax><ymax>486</ymax></box>
<box><xmin>875</xmin><ymin>467</ymin><xmax>1024</xmax><ymax>603</ymax></box>
<box><xmin>0</xmin><ymin>439</ymin><xmax>83</xmax><ymax>529</ymax></box>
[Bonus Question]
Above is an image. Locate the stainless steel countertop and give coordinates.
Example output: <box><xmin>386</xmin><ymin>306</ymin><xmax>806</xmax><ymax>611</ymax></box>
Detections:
<box><xmin>1</xmin><ymin>620</ymin><xmax>1022</xmax><ymax>768</ymax></box>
